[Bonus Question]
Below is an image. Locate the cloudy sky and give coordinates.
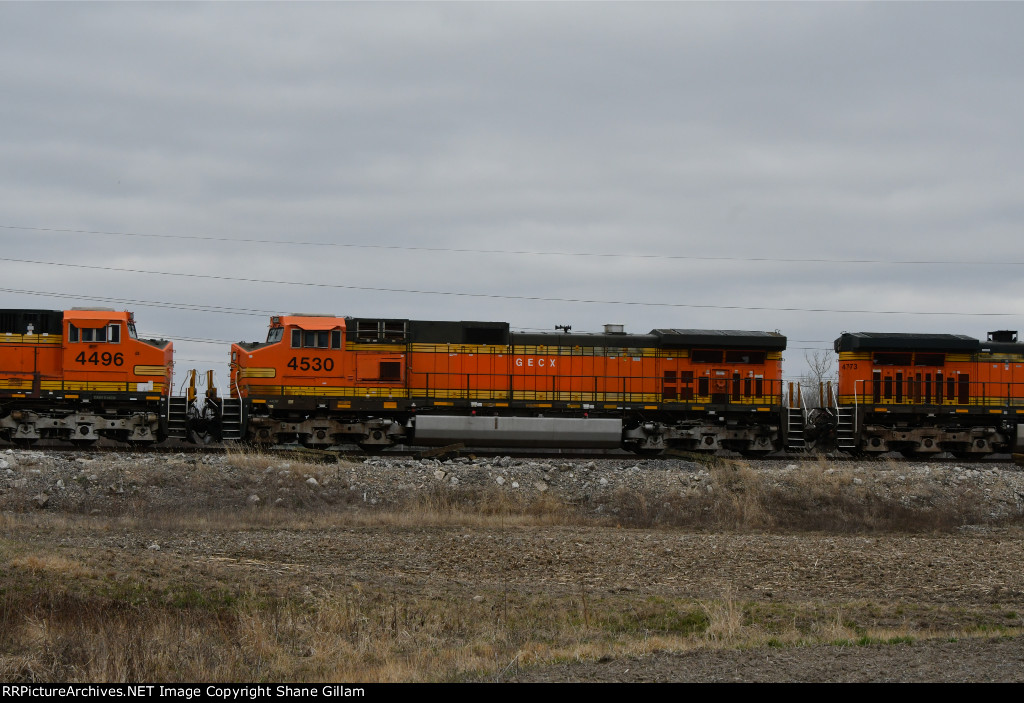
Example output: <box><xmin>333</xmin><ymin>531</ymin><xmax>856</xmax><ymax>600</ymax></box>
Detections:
<box><xmin>2</xmin><ymin>2</ymin><xmax>1023</xmax><ymax>389</ymax></box>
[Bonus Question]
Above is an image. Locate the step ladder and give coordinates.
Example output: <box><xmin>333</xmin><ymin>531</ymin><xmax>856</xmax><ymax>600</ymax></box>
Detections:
<box><xmin>785</xmin><ymin>407</ymin><xmax>806</xmax><ymax>451</ymax></box>
<box><xmin>165</xmin><ymin>397</ymin><xmax>190</xmax><ymax>441</ymax></box>
<box><xmin>219</xmin><ymin>398</ymin><xmax>243</xmax><ymax>441</ymax></box>
<box><xmin>836</xmin><ymin>406</ymin><xmax>857</xmax><ymax>452</ymax></box>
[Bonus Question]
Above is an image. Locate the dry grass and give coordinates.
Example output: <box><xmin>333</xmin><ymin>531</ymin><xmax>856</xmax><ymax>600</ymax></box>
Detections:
<box><xmin>592</xmin><ymin>457</ymin><xmax>1024</xmax><ymax>532</ymax></box>
<box><xmin>3</xmin><ymin>451</ymin><xmax>1024</xmax><ymax>681</ymax></box>
<box><xmin>3</xmin><ymin>568</ymin><xmax>1019</xmax><ymax>683</ymax></box>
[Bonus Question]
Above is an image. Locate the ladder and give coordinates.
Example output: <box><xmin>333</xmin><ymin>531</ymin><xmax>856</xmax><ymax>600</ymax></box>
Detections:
<box><xmin>836</xmin><ymin>406</ymin><xmax>857</xmax><ymax>452</ymax></box>
<box><xmin>165</xmin><ymin>397</ymin><xmax>190</xmax><ymax>441</ymax></box>
<box><xmin>219</xmin><ymin>398</ymin><xmax>243</xmax><ymax>441</ymax></box>
<box><xmin>785</xmin><ymin>407</ymin><xmax>806</xmax><ymax>451</ymax></box>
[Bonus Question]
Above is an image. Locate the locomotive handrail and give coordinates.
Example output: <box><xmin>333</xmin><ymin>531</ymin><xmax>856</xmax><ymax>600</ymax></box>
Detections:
<box><xmin>847</xmin><ymin>379</ymin><xmax>1024</xmax><ymax>409</ymax></box>
<box><xmin>853</xmin><ymin>379</ymin><xmax>860</xmax><ymax>433</ymax></box>
<box><xmin>239</xmin><ymin>372</ymin><xmax>786</xmax><ymax>406</ymax></box>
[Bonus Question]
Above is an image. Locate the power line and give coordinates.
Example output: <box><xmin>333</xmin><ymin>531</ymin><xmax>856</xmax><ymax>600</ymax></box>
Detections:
<box><xmin>0</xmin><ymin>286</ymin><xmax>272</xmax><ymax>317</ymax></box>
<box><xmin>4</xmin><ymin>223</ymin><xmax>1023</xmax><ymax>267</ymax></box>
<box><xmin>0</xmin><ymin>256</ymin><xmax>1017</xmax><ymax>317</ymax></box>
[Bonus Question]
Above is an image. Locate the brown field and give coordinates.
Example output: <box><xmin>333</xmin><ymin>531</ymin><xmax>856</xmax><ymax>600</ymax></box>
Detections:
<box><xmin>2</xmin><ymin>448</ymin><xmax>1023</xmax><ymax>682</ymax></box>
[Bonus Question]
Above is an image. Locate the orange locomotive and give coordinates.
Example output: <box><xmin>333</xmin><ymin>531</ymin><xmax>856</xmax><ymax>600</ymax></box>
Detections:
<box><xmin>833</xmin><ymin>330</ymin><xmax>1024</xmax><ymax>456</ymax></box>
<box><xmin>0</xmin><ymin>308</ymin><xmax>172</xmax><ymax>446</ymax></box>
<box><xmin>231</xmin><ymin>314</ymin><xmax>787</xmax><ymax>453</ymax></box>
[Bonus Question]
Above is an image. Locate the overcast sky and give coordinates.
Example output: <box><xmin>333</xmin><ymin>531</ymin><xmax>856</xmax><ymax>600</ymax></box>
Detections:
<box><xmin>2</xmin><ymin>1</ymin><xmax>1023</xmax><ymax>389</ymax></box>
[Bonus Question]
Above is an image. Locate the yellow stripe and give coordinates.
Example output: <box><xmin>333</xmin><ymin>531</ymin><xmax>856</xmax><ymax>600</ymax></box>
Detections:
<box><xmin>0</xmin><ymin>379</ymin><xmax>31</xmax><ymax>389</ymax></box>
<box><xmin>277</xmin><ymin>386</ymin><xmax>410</xmax><ymax>398</ymax></box>
<box><xmin>345</xmin><ymin>343</ymin><xmax>406</xmax><ymax>352</ymax></box>
<box><xmin>238</xmin><ymin>368</ymin><xmax>277</xmax><ymax>378</ymax></box>
<box><xmin>410</xmin><ymin>343</ymin><xmax>510</xmax><ymax>354</ymax></box>
<box><xmin>133</xmin><ymin>365</ymin><xmax>168</xmax><ymax>375</ymax></box>
<box><xmin>512</xmin><ymin>345</ymin><xmax>660</xmax><ymax>357</ymax></box>
<box><xmin>238</xmin><ymin>385</ymin><xmax>772</xmax><ymax>405</ymax></box>
<box><xmin>838</xmin><ymin>351</ymin><xmax>871</xmax><ymax>361</ymax></box>
<box><xmin>38</xmin><ymin>381</ymin><xmax>165</xmax><ymax>393</ymax></box>
<box><xmin>0</xmin><ymin>334</ymin><xmax>62</xmax><ymax>345</ymax></box>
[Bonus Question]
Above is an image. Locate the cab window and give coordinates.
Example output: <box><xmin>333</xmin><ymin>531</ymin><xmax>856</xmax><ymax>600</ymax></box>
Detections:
<box><xmin>68</xmin><ymin>323</ymin><xmax>120</xmax><ymax>343</ymax></box>
<box><xmin>290</xmin><ymin>328</ymin><xmax>342</xmax><ymax>349</ymax></box>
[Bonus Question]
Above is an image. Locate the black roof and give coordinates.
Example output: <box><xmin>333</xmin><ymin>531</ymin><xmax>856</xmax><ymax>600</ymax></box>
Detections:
<box><xmin>409</xmin><ymin>320</ymin><xmax>510</xmax><ymax>345</ymax></box>
<box><xmin>834</xmin><ymin>332</ymin><xmax>978</xmax><ymax>353</ymax></box>
<box><xmin>651</xmin><ymin>329</ymin><xmax>787</xmax><ymax>350</ymax></box>
<box><xmin>511</xmin><ymin>331</ymin><xmax>660</xmax><ymax>348</ymax></box>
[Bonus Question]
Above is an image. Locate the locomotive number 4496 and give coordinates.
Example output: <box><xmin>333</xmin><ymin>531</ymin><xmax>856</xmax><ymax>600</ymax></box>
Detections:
<box><xmin>75</xmin><ymin>351</ymin><xmax>125</xmax><ymax>366</ymax></box>
<box><xmin>287</xmin><ymin>356</ymin><xmax>335</xmax><ymax>372</ymax></box>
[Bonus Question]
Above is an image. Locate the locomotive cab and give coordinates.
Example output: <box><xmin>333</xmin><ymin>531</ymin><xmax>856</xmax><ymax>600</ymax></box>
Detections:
<box><xmin>231</xmin><ymin>314</ymin><xmax>345</xmax><ymax>398</ymax></box>
<box><xmin>0</xmin><ymin>307</ymin><xmax>171</xmax><ymax>447</ymax></box>
<box><xmin>231</xmin><ymin>314</ymin><xmax>407</xmax><ymax>448</ymax></box>
<box><xmin>62</xmin><ymin>309</ymin><xmax>172</xmax><ymax>394</ymax></box>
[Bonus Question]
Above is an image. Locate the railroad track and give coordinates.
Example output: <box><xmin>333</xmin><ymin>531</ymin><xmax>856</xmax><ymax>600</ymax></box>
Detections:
<box><xmin>4</xmin><ymin>440</ymin><xmax>1020</xmax><ymax>465</ymax></box>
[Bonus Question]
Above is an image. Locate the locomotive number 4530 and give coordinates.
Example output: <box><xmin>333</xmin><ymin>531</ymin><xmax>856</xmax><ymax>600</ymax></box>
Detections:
<box><xmin>75</xmin><ymin>351</ymin><xmax>124</xmax><ymax>366</ymax></box>
<box><xmin>287</xmin><ymin>357</ymin><xmax>335</xmax><ymax>372</ymax></box>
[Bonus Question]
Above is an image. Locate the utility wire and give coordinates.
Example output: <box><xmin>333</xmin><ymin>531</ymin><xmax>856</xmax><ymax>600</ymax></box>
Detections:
<box><xmin>0</xmin><ymin>256</ymin><xmax>1017</xmax><ymax>317</ymax></box>
<box><xmin>3</xmin><ymin>224</ymin><xmax>1023</xmax><ymax>267</ymax></box>
<box><xmin>0</xmin><ymin>286</ymin><xmax>272</xmax><ymax>317</ymax></box>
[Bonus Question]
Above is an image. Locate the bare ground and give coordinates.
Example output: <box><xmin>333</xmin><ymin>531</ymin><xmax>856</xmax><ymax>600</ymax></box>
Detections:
<box><xmin>3</xmin><ymin>448</ymin><xmax>1024</xmax><ymax>682</ymax></box>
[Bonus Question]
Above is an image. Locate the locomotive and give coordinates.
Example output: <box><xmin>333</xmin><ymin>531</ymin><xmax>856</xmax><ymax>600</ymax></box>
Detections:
<box><xmin>229</xmin><ymin>314</ymin><xmax>788</xmax><ymax>454</ymax></box>
<box><xmin>0</xmin><ymin>308</ymin><xmax>172</xmax><ymax>446</ymax></box>
<box><xmin>3</xmin><ymin>305</ymin><xmax>1023</xmax><ymax>457</ymax></box>
<box><xmin>825</xmin><ymin>330</ymin><xmax>1024</xmax><ymax>457</ymax></box>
